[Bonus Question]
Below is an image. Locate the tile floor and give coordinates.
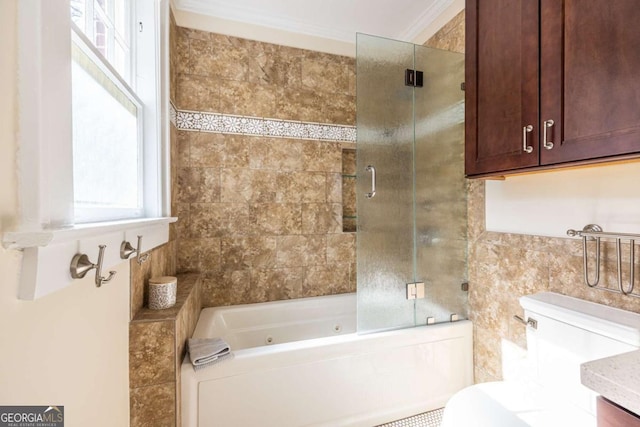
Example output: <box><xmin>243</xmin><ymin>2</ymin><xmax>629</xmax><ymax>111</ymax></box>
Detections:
<box><xmin>379</xmin><ymin>408</ymin><xmax>443</xmax><ymax>427</ymax></box>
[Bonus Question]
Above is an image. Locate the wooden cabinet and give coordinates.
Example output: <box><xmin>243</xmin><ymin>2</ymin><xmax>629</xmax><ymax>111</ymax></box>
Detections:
<box><xmin>465</xmin><ymin>0</ymin><xmax>640</xmax><ymax>177</ymax></box>
<box><xmin>597</xmin><ymin>396</ymin><xmax>640</xmax><ymax>427</ymax></box>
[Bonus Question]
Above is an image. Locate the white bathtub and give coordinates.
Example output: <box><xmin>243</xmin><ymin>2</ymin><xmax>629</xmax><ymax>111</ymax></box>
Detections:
<box><xmin>181</xmin><ymin>293</ymin><xmax>473</xmax><ymax>427</ymax></box>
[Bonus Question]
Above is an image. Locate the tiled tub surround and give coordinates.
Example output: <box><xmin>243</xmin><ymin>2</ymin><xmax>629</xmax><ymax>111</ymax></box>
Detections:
<box><xmin>172</xmin><ymin>27</ymin><xmax>356</xmax><ymax>125</ymax></box>
<box><xmin>341</xmin><ymin>148</ymin><xmax>357</xmax><ymax>233</ymax></box>
<box><xmin>130</xmin><ymin>274</ymin><xmax>202</xmax><ymax>427</ymax></box>
<box><xmin>426</xmin><ymin>10</ymin><xmax>640</xmax><ymax>384</ymax></box>
<box><xmin>172</xmin><ymin>25</ymin><xmax>357</xmax><ymax>307</ymax></box>
<box><xmin>130</xmin><ymin>240</ymin><xmax>178</xmax><ymax>320</ymax></box>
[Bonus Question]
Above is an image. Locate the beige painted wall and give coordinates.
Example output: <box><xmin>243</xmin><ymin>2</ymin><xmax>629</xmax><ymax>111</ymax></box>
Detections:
<box><xmin>0</xmin><ymin>2</ymin><xmax>130</xmax><ymax>425</ymax></box>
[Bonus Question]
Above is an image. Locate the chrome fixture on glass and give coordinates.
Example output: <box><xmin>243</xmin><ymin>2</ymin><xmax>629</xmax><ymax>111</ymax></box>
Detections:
<box><xmin>567</xmin><ymin>224</ymin><xmax>639</xmax><ymax>298</ymax></box>
<box><xmin>365</xmin><ymin>165</ymin><xmax>376</xmax><ymax>198</ymax></box>
<box><xmin>120</xmin><ymin>235</ymin><xmax>149</xmax><ymax>265</ymax></box>
<box><xmin>70</xmin><ymin>245</ymin><xmax>117</xmax><ymax>287</ymax></box>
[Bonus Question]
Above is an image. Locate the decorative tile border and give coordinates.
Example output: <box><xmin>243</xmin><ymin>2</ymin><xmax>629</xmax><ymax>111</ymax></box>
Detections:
<box><xmin>169</xmin><ymin>103</ymin><xmax>356</xmax><ymax>143</ymax></box>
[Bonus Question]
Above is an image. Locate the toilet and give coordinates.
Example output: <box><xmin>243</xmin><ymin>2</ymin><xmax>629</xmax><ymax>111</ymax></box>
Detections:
<box><xmin>442</xmin><ymin>292</ymin><xmax>640</xmax><ymax>427</ymax></box>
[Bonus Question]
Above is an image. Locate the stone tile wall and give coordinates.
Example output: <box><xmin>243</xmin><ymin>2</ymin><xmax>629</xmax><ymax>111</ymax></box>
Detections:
<box><xmin>424</xmin><ymin>11</ymin><xmax>465</xmax><ymax>53</ymax></box>
<box><xmin>428</xmin><ymin>10</ymin><xmax>640</xmax><ymax>384</ymax></box>
<box><xmin>172</xmin><ymin>26</ymin><xmax>357</xmax><ymax>307</ymax></box>
<box><xmin>130</xmin><ymin>241</ymin><xmax>177</xmax><ymax>320</ymax></box>
<box><xmin>129</xmin><ymin>274</ymin><xmax>201</xmax><ymax>427</ymax></box>
<box><xmin>341</xmin><ymin>148</ymin><xmax>356</xmax><ymax>232</ymax></box>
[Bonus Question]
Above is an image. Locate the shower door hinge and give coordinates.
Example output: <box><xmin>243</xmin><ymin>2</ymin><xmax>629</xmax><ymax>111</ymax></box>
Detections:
<box><xmin>406</xmin><ymin>282</ymin><xmax>425</xmax><ymax>299</ymax></box>
<box><xmin>405</xmin><ymin>69</ymin><xmax>424</xmax><ymax>87</ymax></box>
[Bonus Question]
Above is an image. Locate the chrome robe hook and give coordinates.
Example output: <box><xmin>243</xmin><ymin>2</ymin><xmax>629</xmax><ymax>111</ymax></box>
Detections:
<box><xmin>70</xmin><ymin>245</ymin><xmax>117</xmax><ymax>287</ymax></box>
<box><xmin>120</xmin><ymin>235</ymin><xmax>149</xmax><ymax>265</ymax></box>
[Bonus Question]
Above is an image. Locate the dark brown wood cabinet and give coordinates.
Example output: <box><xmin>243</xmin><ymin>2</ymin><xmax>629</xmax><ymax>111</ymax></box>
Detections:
<box><xmin>597</xmin><ymin>396</ymin><xmax>640</xmax><ymax>427</ymax></box>
<box><xmin>465</xmin><ymin>0</ymin><xmax>640</xmax><ymax>177</ymax></box>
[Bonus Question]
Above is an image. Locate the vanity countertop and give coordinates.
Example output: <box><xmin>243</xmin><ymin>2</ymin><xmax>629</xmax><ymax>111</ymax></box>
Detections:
<box><xmin>581</xmin><ymin>349</ymin><xmax>640</xmax><ymax>416</ymax></box>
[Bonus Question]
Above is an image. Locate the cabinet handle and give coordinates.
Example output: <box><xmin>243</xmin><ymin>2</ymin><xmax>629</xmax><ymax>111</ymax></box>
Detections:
<box><xmin>522</xmin><ymin>125</ymin><xmax>534</xmax><ymax>153</ymax></box>
<box><xmin>543</xmin><ymin>119</ymin><xmax>554</xmax><ymax>150</ymax></box>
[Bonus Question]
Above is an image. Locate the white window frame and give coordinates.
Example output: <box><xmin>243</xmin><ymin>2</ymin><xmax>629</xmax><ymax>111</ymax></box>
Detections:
<box><xmin>3</xmin><ymin>0</ymin><xmax>174</xmax><ymax>300</ymax></box>
<box><xmin>71</xmin><ymin>24</ymin><xmax>146</xmax><ymax>223</ymax></box>
<box><xmin>71</xmin><ymin>0</ymin><xmax>133</xmax><ymax>82</ymax></box>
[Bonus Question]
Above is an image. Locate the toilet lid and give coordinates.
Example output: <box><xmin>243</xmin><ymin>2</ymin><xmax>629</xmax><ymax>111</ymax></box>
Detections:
<box><xmin>441</xmin><ymin>381</ymin><xmax>596</xmax><ymax>427</ymax></box>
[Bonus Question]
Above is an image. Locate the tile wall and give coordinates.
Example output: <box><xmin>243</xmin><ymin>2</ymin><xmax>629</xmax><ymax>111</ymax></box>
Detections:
<box><xmin>341</xmin><ymin>149</ymin><xmax>357</xmax><ymax>233</ymax></box>
<box><xmin>428</xmin><ymin>10</ymin><xmax>640</xmax><ymax>383</ymax></box>
<box><xmin>130</xmin><ymin>274</ymin><xmax>202</xmax><ymax>427</ymax></box>
<box><xmin>171</xmin><ymin>24</ymin><xmax>357</xmax><ymax>307</ymax></box>
<box><xmin>129</xmin><ymin>241</ymin><xmax>177</xmax><ymax>319</ymax></box>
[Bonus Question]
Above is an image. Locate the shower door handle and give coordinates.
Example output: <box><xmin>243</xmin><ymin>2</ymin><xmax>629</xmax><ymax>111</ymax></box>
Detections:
<box><xmin>365</xmin><ymin>165</ymin><xmax>376</xmax><ymax>198</ymax></box>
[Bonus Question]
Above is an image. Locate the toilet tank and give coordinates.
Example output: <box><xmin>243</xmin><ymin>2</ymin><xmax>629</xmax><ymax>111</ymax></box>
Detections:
<box><xmin>520</xmin><ymin>292</ymin><xmax>640</xmax><ymax>416</ymax></box>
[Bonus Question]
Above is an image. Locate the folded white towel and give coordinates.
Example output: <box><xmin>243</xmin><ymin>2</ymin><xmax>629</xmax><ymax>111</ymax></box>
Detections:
<box><xmin>188</xmin><ymin>338</ymin><xmax>232</xmax><ymax>371</ymax></box>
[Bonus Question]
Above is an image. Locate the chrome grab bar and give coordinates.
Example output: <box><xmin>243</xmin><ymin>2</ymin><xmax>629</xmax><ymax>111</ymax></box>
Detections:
<box><xmin>365</xmin><ymin>165</ymin><xmax>376</xmax><ymax>199</ymax></box>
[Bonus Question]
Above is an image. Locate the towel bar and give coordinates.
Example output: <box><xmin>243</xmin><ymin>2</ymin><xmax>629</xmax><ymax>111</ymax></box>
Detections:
<box><xmin>567</xmin><ymin>224</ymin><xmax>639</xmax><ymax>298</ymax></box>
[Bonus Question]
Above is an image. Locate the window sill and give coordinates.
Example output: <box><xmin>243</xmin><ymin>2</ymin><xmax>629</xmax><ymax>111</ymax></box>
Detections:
<box><xmin>2</xmin><ymin>217</ymin><xmax>177</xmax><ymax>300</ymax></box>
<box><xmin>3</xmin><ymin>217</ymin><xmax>177</xmax><ymax>250</ymax></box>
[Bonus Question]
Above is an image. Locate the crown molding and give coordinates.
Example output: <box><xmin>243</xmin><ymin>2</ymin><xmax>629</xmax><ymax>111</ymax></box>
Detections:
<box><xmin>395</xmin><ymin>0</ymin><xmax>454</xmax><ymax>42</ymax></box>
<box><xmin>173</xmin><ymin>0</ymin><xmax>355</xmax><ymax>42</ymax></box>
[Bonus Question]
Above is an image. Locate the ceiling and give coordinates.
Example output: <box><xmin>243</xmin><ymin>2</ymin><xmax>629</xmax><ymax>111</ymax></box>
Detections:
<box><xmin>172</xmin><ymin>0</ymin><xmax>456</xmax><ymax>45</ymax></box>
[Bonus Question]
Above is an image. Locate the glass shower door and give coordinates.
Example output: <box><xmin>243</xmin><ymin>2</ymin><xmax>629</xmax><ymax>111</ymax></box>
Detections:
<box><xmin>356</xmin><ymin>33</ymin><xmax>467</xmax><ymax>334</ymax></box>
<box><xmin>356</xmin><ymin>34</ymin><xmax>416</xmax><ymax>332</ymax></box>
<box><xmin>413</xmin><ymin>45</ymin><xmax>467</xmax><ymax>325</ymax></box>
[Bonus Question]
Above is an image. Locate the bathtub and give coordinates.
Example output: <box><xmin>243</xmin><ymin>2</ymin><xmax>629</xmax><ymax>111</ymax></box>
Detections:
<box><xmin>181</xmin><ymin>293</ymin><xmax>473</xmax><ymax>427</ymax></box>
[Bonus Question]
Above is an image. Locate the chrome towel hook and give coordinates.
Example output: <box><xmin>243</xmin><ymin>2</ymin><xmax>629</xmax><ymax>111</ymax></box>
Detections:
<box><xmin>120</xmin><ymin>235</ymin><xmax>149</xmax><ymax>265</ymax></box>
<box><xmin>70</xmin><ymin>245</ymin><xmax>117</xmax><ymax>287</ymax></box>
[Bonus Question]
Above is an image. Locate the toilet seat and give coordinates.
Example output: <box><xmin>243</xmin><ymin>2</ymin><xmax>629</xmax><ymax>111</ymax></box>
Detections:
<box><xmin>441</xmin><ymin>381</ymin><xmax>596</xmax><ymax>427</ymax></box>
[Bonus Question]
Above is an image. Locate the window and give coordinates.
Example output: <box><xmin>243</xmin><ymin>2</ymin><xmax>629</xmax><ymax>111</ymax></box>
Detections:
<box><xmin>70</xmin><ymin>0</ymin><xmax>145</xmax><ymax>223</ymax></box>
<box><xmin>70</xmin><ymin>0</ymin><xmax>131</xmax><ymax>83</ymax></box>
<box><xmin>6</xmin><ymin>0</ymin><xmax>172</xmax><ymax>300</ymax></box>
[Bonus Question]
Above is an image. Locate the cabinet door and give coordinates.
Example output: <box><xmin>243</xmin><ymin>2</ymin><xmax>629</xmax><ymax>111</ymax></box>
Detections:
<box><xmin>597</xmin><ymin>396</ymin><xmax>640</xmax><ymax>427</ymax></box>
<box><xmin>465</xmin><ymin>0</ymin><xmax>540</xmax><ymax>176</ymax></box>
<box><xmin>541</xmin><ymin>0</ymin><xmax>640</xmax><ymax>165</ymax></box>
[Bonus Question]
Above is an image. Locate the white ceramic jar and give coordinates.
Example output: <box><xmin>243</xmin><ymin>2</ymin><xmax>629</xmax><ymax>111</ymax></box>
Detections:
<box><xmin>148</xmin><ymin>276</ymin><xmax>177</xmax><ymax>310</ymax></box>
